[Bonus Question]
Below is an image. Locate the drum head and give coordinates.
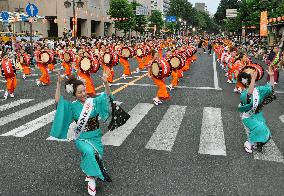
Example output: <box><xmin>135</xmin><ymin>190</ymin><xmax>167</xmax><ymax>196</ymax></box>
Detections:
<box><xmin>122</xmin><ymin>48</ymin><xmax>130</xmax><ymax>58</ymax></box>
<box><xmin>170</xmin><ymin>57</ymin><xmax>181</xmax><ymax>68</ymax></box>
<box><xmin>64</xmin><ymin>53</ymin><xmax>71</xmax><ymax>62</ymax></box>
<box><xmin>104</xmin><ymin>53</ymin><xmax>111</xmax><ymax>64</ymax></box>
<box><xmin>151</xmin><ymin>62</ymin><xmax>160</xmax><ymax>77</ymax></box>
<box><xmin>137</xmin><ymin>49</ymin><xmax>143</xmax><ymax>56</ymax></box>
<box><xmin>80</xmin><ymin>58</ymin><xmax>91</xmax><ymax>72</ymax></box>
<box><xmin>41</xmin><ymin>52</ymin><xmax>50</xmax><ymax>63</ymax></box>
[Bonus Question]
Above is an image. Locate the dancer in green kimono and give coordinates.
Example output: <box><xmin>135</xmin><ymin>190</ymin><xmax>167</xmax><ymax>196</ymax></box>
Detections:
<box><xmin>238</xmin><ymin>66</ymin><xmax>276</xmax><ymax>153</ymax></box>
<box><xmin>50</xmin><ymin>71</ymin><xmax>112</xmax><ymax>196</ymax></box>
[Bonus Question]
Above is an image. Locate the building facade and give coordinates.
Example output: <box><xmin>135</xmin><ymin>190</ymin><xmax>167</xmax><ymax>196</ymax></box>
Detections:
<box><xmin>195</xmin><ymin>2</ymin><xmax>209</xmax><ymax>15</ymax></box>
<box><xmin>0</xmin><ymin>0</ymin><xmax>114</xmax><ymax>38</ymax></box>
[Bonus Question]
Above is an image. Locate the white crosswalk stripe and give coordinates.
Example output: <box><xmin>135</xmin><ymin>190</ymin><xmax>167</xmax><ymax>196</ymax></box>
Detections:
<box><xmin>0</xmin><ymin>99</ymin><xmax>283</xmax><ymax>164</ymax></box>
<box><xmin>0</xmin><ymin>99</ymin><xmax>34</xmax><ymax>112</ymax></box>
<box><xmin>198</xmin><ymin>107</ymin><xmax>226</xmax><ymax>156</ymax></box>
<box><xmin>0</xmin><ymin>99</ymin><xmax>54</xmax><ymax>127</ymax></box>
<box><xmin>243</xmin><ymin>126</ymin><xmax>284</xmax><ymax>163</ymax></box>
<box><xmin>102</xmin><ymin>103</ymin><xmax>153</xmax><ymax>146</ymax></box>
<box><xmin>1</xmin><ymin>111</ymin><xmax>55</xmax><ymax>137</ymax></box>
<box><xmin>145</xmin><ymin>105</ymin><xmax>187</xmax><ymax>151</ymax></box>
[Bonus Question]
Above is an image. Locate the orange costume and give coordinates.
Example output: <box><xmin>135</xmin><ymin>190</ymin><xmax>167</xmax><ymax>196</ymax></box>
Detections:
<box><xmin>153</xmin><ymin>77</ymin><xmax>170</xmax><ymax>100</ymax></box>
<box><xmin>120</xmin><ymin>57</ymin><xmax>131</xmax><ymax>76</ymax></box>
<box><xmin>18</xmin><ymin>53</ymin><xmax>31</xmax><ymax>75</ymax></box>
<box><xmin>35</xmin><ymin>50</ymin><xmax>51</xmax><ymax>85</ymax></box>
<box><xmin>76</xmin><ymin>56</ymin><xmax>96</xmax><ymax>96</ymax></box>
<box><xmin>47</xmin><ymin>50</ymin><xmax>55</xmax><ymax>71</ymax></box>
<box><xmin>1</xmin><ymin>59</ymin><xmax>17</xmax><ymax>94</ymax></box>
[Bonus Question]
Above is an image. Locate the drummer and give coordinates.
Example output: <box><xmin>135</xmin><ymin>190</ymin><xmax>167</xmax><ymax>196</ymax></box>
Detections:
<box><xmin>34</xmin><ymin>45</ymin><xmax>51</xmax><ymax>86</ymax></box>
<box><xmin>148</xmin><ymin>49</ymin><xmax>170</xmax><ymax>106</ymax></box>
<box><xmin>18</xmin><ymin>47</ymin><xmax>31</xmax><ymax>80</ymax></box>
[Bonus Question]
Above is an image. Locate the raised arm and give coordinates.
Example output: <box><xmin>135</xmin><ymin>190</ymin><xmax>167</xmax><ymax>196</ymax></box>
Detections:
<box><xmin>248</xmin><ymin>71</ymin><xmax>257</xmax><ymax>95</ymax></box>
<box><xmin>55</xmin><ymin>71</ymin><xmax>63</xmax><ymax>103</ymax></box>
<box><xmin>100</xmin><ymin>70</ymin><xmax>111</xmax><ymax>95</ymax></box>
<box><xmin>267</xmin><ymin>66</ymin><xmax>275</xmax><ymax>88</ymax></box>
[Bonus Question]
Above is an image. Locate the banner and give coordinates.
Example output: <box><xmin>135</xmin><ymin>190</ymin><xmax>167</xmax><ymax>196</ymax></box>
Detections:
<box><xmin>260</xmin><ymin>11</ymin><xmax>268</xmax><ymax>37</ymax></box>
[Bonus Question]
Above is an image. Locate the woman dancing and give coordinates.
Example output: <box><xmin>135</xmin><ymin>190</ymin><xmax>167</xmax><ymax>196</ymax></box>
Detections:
<box><xmin>50</xmin><ymin>71</ymin><xmax>112</xmax><ymax>196</ymax></box>
<box><xmin>238</xmin><ymin>66</ymin><xmax>276</xmax><ymax>153</ymax></box>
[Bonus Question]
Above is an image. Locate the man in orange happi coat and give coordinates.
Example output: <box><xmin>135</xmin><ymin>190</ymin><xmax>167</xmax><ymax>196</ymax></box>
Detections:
<box><xmin>134</xmin><ymin>43</ymin><xmax>145</xmax><ymax>73</ymax></box>
<box><xmin>119</xmin><ymin>43</ymin><xmax>132</xmax><ymax>79</ymax></box>
<box><xmin>1</xmin><ymin>53</ymin><xmax>17</xmax><ymax>99</ymax></box>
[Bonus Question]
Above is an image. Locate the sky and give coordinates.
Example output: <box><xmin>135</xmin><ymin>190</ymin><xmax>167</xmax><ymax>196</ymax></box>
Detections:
<box><xmin>188</xmin><ymin>0</ymin><xmax>221</xmax><ymax>15</ymax></box>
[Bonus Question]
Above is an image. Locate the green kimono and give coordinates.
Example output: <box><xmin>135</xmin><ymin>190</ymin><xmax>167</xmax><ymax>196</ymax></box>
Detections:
<box><xmin>50</xmin><ymin>92</ymin><xmax>111</xmax><ymax>180</ymax></box>
<box><xmin>238</xmin><ymin>84</ymin><xmax>272</xmax><ymax>143</ymax></box>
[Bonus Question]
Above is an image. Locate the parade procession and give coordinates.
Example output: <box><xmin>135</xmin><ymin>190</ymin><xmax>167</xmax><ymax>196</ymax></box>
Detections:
<box><xmin>0</xmin><ymin>0</ymin><xmax>284</xmax><ymax>196</ymax></box>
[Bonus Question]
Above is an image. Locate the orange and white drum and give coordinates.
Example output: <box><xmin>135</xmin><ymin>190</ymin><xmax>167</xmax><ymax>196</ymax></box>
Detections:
<box><xmin>40</xmin><ymin>51</ymin><xmax>50</xmax><ymax>64</ymax></box>
<box><xmin>121</xmin><ymin>47</ymin><xmax>133</xmax><ymax>58</ymax></box>
<box><xmin>151</xmin><ymin>59</ymin><xmax>172</xmax><ymax>79</ymax></box>
<box><xmin>91</xmin><ymin>57</ymin><xmax>100</xmax><ymax>74</ymax></box>
<box><xmin>103</xmin><ymin>52</ymin><xmax>119</xmax><ymax>67</ymax></box>
<box><xmin>169</xmin><ymin>55</ymin><xmax>185</xmax><ymax>70</ymax></box>
<box><xmin>79</xmin><ymin>57</ymin><xmax>93</xmax><ymax>74</ymax></box>
<box><xmin>136</xmin><ymin>48</ymin><xmax>145</xmax><ymax>57</ymax></box>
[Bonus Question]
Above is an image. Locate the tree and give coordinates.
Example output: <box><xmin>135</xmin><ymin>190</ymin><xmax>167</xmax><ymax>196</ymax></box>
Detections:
<box><xmin>148</xmin><ymin>10</ymin><xmax>164</xmax><ymax>35</ymax></box>
<box><xmin>109</xmin><ymin>0</ymin><xmax>133</xmax><ymax>35</ymax></box>
<box><xmin>130</xmin><ymin>1</ymin><xmax>148</xmax><ymax>35</ymax></box>
<box><xmin>214</xmin><ymin>0</ymin><xmax>241</xmax><ymax>27</ymax></box>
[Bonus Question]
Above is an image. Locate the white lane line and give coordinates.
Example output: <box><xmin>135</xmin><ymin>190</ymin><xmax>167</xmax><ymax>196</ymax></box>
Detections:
<box><xmin>140</xmin><ymin>70</ymin><xmax>148</xmax><ymax>73</ymax></box>
<box><xmin>0</xmin><ymin>99</ymin><xmax>34</xmax><ymax>112</ymax></box>
<box><xmin>111</xmin><ymin>82</ymin><xmax>222</xmax><ymax>90</ymax></box>
<box><xmin>1</xmin><ymin>111</ymin><xmax>56</xmax><ymax>137</ymax></box>
<box><xmin>102</xmin><ymin>103</ymin><xmax>153</xmax><ymax>146</ymax></box>
<box><xmin>275</xmin><ymin>91</ymin><xmax>284</xmax><ymax>94</ymax></box>
<box><xmin>280</xmin><ymin>115</ymin><xmax>284</xmax><ymax>123</ymax></box>
<box><xmin>213</xmin><ymin>53</ymin><xmax>221</xmax><ymax>90</ymax></box>
<box><xmin>0</xmin><ymin>90</ymin><xmax>4</xmax><ymax>92</ymax></box>
<box><xmin>198</xmin><ymin>107</ymin><xmax>226</xmax><ymax>156</ymax></box>
<box><xmin>0</xmin><ymin>99</ymin><xmax>54</xmax><ymax>127</ymax></box>
<box><xmin>145</xmin><ymin>105</ymin><xmax>187</xmax><ymax>151</ymax></box>
<box><xmin>243</xmin><ymin>126</ymin><xmax>284</xmax><ymax>163</ymax></box>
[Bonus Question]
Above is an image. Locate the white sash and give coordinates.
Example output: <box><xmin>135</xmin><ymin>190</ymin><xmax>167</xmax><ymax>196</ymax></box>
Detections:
<box><xmin>74</xmin><ymin>98</ymin><xmax>94</xmax><ymax>139</ymax></box>
<box><xmin>242</xmin><ymin>88</ymin><xmax>260</xmax><ymax>119</ymax></box>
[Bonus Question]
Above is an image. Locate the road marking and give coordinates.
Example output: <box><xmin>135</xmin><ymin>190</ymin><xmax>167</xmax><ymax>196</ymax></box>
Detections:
<box><xmin>0</xmin><ymin>99</ymin><xmax>34</xmax><ymax>112</ymax></box>
<box><xmin>111</xmin><ymin>82</ymin><xmax>222</xmax><ymax>90</ymax></box>
<box><xmin>0</xmin><ymin>99</ymin><xmax>54</xmax><ymax>127</ymax></box>
<box><xmin>198</xmin><ymin>107</ymin><xmax>226</xmax><ymax>156</ymax></box>
<box><xmin>112</xmin><ymin>73</ymin><xmax>148</xmax><ymax>94</ymax></box>
<box><xmin>0</xmin><ymin>90</ymin><xmax>4</xmax><ymax>92</ymax></box>
<box><xmin>275</xmin><ymin>91</ymin><xmax>284</xmax><ymax>94</ymax></box>
<box><xmin>102</xmin><ymin>103</ymin><xmax>153</xmax><ymax>146</ymax></box>
<box><xmin>0</xmin><ymin>79</ymin><xmax>6</xmax><ymax>83</ymax></box>
<box><xmin>145</xmin><ymin>105</ymin><xmax>187</xmax><ymax>151</ymax></box>
<box><xmin>213</xmin><ymin>53</ymin><xmax>221</xmax><ymax>90</ymax></box>
<box><xmin>243</xmin><ymin>126</ymin><xmax>284</xmax><ymax>163</ymax></box>
<box><xmin>1</xmin><ymin>111</ymin><xmax>56</xmax><ymax>137</ymax></box>
<box><xmin>95</xmin><ymin>69</ymin><xmax>140</xmax><ymax>91</ymax></box>
<box><xmin>280</xmin><ymin>115</ymin><xmax>284</xmax><ymax>123</ymax></box>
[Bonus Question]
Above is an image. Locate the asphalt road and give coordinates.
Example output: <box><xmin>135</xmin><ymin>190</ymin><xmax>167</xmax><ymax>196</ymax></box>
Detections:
<box><xmin>0</xmin><ymin>51</ymin><xmax>283</xmax><ymax>196</ymax></box>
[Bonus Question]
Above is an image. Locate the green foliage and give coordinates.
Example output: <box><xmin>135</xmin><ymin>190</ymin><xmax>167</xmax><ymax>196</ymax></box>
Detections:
<box><xmin>149</xmin><ymin>10</ymin><xmax>164</xmax><ymax>34</ymax></box>
<box><xmin>130</xmin><ymin>1</ymin><xmax>148</xmax><ymax>34</ymax></box>
<box><xmin>109</xmin><ymin>0</ymin><xmax>133</xmax><ymax>32</ymax></box>
<box><xmin>167</xmin><ymin>0</ymin><xmax>219</xmax><ymax>34</ymax></box>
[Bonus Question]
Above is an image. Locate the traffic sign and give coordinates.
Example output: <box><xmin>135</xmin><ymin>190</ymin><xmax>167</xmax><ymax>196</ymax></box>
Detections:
<box><xmin>1</xmin><ymin>11</ymin><xmax>9</xmax><ymax>21</ymax></box>
<box><xmin>26</xmin><ymin>3</ymin><xmax>38</xmax><ymax>17</ymax></box>
<box><xmin>166</xmin><ymin>16</ymin><xmax>176</xmax><ymax>22</ymax></box>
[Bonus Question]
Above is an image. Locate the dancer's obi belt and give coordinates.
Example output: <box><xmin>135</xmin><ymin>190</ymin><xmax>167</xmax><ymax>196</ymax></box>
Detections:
<box><xmin>75</xmin><ymin>115</ymin><xmax>99</xmax><ymax>131</ymax></box>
